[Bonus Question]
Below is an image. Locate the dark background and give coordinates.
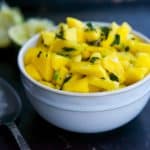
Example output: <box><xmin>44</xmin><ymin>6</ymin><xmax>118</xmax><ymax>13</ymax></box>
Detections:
<box><xmin>5</xmin><ymin>0</ymin><xmax>150</xmax><ymax>10</ymax></box>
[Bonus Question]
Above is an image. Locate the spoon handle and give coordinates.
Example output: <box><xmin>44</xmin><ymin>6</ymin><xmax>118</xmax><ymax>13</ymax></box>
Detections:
<box><xmin>7</xmin><ymin>122</ymin><xmax>31</xmax><ymax>150</ymax></box>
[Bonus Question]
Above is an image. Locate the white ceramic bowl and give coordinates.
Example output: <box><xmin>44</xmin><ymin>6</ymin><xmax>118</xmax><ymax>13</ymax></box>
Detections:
<box><xmin>18</xmin><ymin>23</ymin><xmax>150</xmax><ymax>133</ymax></box>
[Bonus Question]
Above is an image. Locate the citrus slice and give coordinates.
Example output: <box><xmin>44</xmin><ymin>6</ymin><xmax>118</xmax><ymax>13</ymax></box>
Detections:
<box><xmin>9</xmin><ymin>18</ymin><xmax>54</xmax><ymax>46</ymax></box>
<box><xmin>0</xmin><ymin>3</ymin><xmax>23</xmax><ymax>48</ymax></box>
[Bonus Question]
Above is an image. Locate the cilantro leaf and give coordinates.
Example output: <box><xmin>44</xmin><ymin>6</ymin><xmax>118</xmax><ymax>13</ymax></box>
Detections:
<box><xmin>101</xmin><ymin>26</ymin><xmax>111</xmax><ymax>39</ymax></box>
<box><xmin>37</xmin><ymin>51</ymin><xmax>42</xmax><ymax>58</ymax></box>
<box><xmin>111</xmin><ymin>34</ymin><xmax>120</xmax><ymax>46</ymax></box>
<box><xmin>86</xmin><ymin>22</ymin><xmax>96</xmax><ymax>31</ymax></box>
<box><xmin>109</xmin><ymin>73</ymin><xmax>119</xmax><ymax>81</ymax></box>
<box><xmin>53</xmin><ymin>71</ymin><xmax>59</xmax><ymax>81</ymax></box>
<box><xmin>56</xmin><ymin>26</ymin><xmax>65</xmax><ymax>40</ymax></box>
<box><xmin>63</xmin><ymin>47</ymin><xmax>75</xmax><ymax>52</ymax></box>
<box><xmin>90</xmin><ymin>57</ymin><xmax>99</xmax><ymax>63</ymax></box>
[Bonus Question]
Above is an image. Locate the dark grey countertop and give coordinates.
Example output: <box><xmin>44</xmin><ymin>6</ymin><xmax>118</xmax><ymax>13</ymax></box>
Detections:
<box><xmin>0</xmin><ymin>4</ymin><xmax>150</xmax><ymax>150</ymax></box>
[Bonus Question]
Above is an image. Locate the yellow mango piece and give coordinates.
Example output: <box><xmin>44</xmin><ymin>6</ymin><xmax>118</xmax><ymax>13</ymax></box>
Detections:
<box><xmin>25</xmin><ymin>64</ymin><xmax>41</xmax><ymax>81</ymax></box>
<box><xmin>81</xmin><ymin>44</ymin><xmax>104</xmax><ymax>59</ymax></box>
<box><xmin>50</xmin><ymin>39</ymin><xmax>65</xmax><ymax>52</ymax></box>
<box><xmin>90</xmin><ymin>52</ymin><xmax>101</xmax><ymax>58</ymax></box>
<box><xmin>63</xmin><ymin>76</ymin><xmax>89</xmax><ymax>93</ymax></box>
<box><xmin>102</xmin><ymin>22</ymin><xmax>119</xmax><ymax>47</ymax></box>
<box><xmin>119</xmin><ymin>84</ymin><xmax>126</xmax><ymax>89</ymax></box>
<box><xmin>70</xmin><ymin>61</ymin><xmax>109</xmax><ymax>79</ymax></box>
<box><xmin>84</xmin><ymin>28</ymin><xmax>100</xmax><ymax>42</ymax></box>
<box><xmin>88</xmin><ymin>85</ymin><xmax>101</xmax><ymax>92</ymax></box>
<box><xmin>40</xmin><ymin>81</ymin><xmax>55</xmax><ymax>88</ymax></box>
<box><xmin>82</xmin><ymin>50</ymin><xmax>91</xmax><ymax>59</ymax></box>
<box><xmin>24</xmin><ymin>47</ymin><xmax>38</xmax><ymax>65</ymax></box>
<box><xmin>53</xmin><ymin>67</ymin><xmax>69</xmax><ymax>86</ymax></box>
<box><xmin>41</xmin><ymin>31</ymin><xmax>55</xmax><ymax>46</ymax></box>
<box><xmin>128</xmin><ymin>40</ymin><xmax>150</xmax><ymax>53</ymax></box>
<box><xmin>51</xmin><ymin>53</ymin><xmax>70</xmax><ymax>70</ymax></box>
<box><xmin>67</xmin><ymin>17</ymin><xmax>84</xmax><ymax>28</ymax></box>
<box><xmin>58</xmin><ymin>23</ymin><xmax>68</xmax><ymax>31</ymax></box>
<box><xmin>125</xmin><ymin>67</ymin><xmax>148</xmax><ymax>85</ymax></box>
<box><xmin>64</xmin><ymin>27</ymin><xmax>77</xmax><ymax>42</ymax></box>
<box><xmin>50</xmin><ymin>39</ymin><xmax>84</xmax><ymax>56</ymax></box>
<box><xmin>89</xmin><ymin>52</ymin><xmax>101</xmax><ymax>63</ymax></box>
<box><xmin>117</xmin><ymin>22</ymin><xmax>132</xmax><ymax>43</ymax></box>
<box><xmin>88</xmin><ymin>76</ymin><xmax>119</xmax><ymax>91</ymax></box>
<box><xmin>118</xmin><ymin>52</ymin><xmax>135</xmax><ymax>69</ymax></box>
<box><xmin>72</xmin><ymin>54</ymin><xmax>82</xmax><ymax>62</ymax></box>
<box><xmin>135</xmin><ymin>52</ymin><xmax>150</xmax><ymax>70</ymax></box>
<box><xmin>102</xmin><ymin>53</ymin><xmax>125</xmax><ymax>83</ymax></box>
<box><xmin>76</xmin><ymin>28</ymin><xmax>84</xmax><ymax>42</ymax></box>
<box><xmin>32</xmin><ymin>51</ymin><xmax>53</xmax><ymax>81</ymax></box>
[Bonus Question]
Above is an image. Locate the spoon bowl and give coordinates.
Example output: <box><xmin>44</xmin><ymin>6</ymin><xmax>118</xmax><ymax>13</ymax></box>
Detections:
<box><xmin>0</xmin><ymin>78</ymin><xmax>22</xmax><ymax>124</ymax></box>
<box><xmin>0</xmin><ymin>78</ymin><xmax>30</xmax><ymax>150</ymax></box>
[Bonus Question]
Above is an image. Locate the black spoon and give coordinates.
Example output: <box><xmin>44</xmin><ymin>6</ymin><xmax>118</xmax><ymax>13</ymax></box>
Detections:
<box><xmin>0</xmin><ymin>78</ymin><xmax>31</xmax><ymax>150</ymax></box>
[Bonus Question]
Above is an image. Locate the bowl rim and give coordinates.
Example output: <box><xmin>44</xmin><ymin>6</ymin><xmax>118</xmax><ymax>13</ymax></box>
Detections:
<box><xmin>18</xmin><ymin>22</ymin><xmax>150</xmax><ymax>97</ymax></box>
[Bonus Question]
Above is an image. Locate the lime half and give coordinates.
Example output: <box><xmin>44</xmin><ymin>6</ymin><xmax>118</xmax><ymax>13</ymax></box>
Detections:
<box><xmin>9</xmin><ymin>18</ymin><xmax>54</xmax><ymax>46</ymax></box>
<box><xmin>0</xmin><ymin>3</ymin><xmax>23</xmax><ymax>48</ymax></box>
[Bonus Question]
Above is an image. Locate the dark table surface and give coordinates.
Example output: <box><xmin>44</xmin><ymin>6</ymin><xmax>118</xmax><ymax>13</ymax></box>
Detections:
<box><xmin>0</xmin><ymin>4</ymin><xmax>150</xmax><ymax>150</ymax></box>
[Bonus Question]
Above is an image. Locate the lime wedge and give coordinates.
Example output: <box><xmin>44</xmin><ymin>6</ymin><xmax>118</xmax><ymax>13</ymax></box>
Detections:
<box><xmin>8</xmin><ymin>24</ymin><xmax>29</xmax><ymax>46</ymax></box>
<box><xmin>1</xmin><ymin>3</ymin><xmax>23</xmax><ymax>24</ymax></box>
<box><xmin>8</xmin><ymin>18</ymin><xmax>54</xmax><ymax>46</ymax></box>
<box><xmin>0</xmin><ymin>3</ymin><xmax>24</xmax><ymax>48</ymax></box>
<box><xmin>0</xmin><ymin>27</ymin><xmax>11</xmax><ymax>48</ymax></box>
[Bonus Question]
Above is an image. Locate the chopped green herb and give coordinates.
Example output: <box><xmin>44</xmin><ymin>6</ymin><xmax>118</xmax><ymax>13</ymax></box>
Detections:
<box><xmin>57</xmin><ymin>53</ymin><xmax>69</xmax><ymax>57</ymax></box>
<box><xmin>101</xmin><ymin>26</ymin><xmax>111</xmax><ymax>39</ymax></box>
<box><xmin>86</xmin><ymin>22</ymin><xmax>96</xmax><ymax>31</ymax></box>
<box><xmin>53</xmin><ymin>71</ymin><xmax>59</xmax><ymax>81</ymax></box>
<box><xmin>43</xmin><ymin>44</ymin><xmax>49</xmax><ymax>48</ymax></box>
<box><xmin>111</xmin><ymin>34</ymin><xmax>120</xmax><ymax>46</ymax></box>
<box><xmin>64</xmin><ymin>76</ymin><xmax>71</xmax><ymax>83</ymax></box>
<box><xmin>109</xmin><ymin>73</ymin><xmax>119</xmax><ymax>81</ymax></box>
<box><xmin>37</xmin><ymin>51</ymin><xmax>42</xmax><ymax>58</ymax></box>
<box><xmin>101</xmin><ymin>77</ymin><xmax>105</xmax><ymax>80</ymax></box>
<box><xmin>90</xmin><ymin>57</ymin><xmax>99</xmax><ymax>63</ymax></box>
<box><xmin>56</xmin><ymin>26</ymin><xmax>65</xmax><ymax>40</ymax></box>
<box><xmin>63</xmin><ymin>47</ymin><xmax>76</xmax><ymax>51</ymax></box>
<box><xmin>87</xmin><ymin>40</ymin><xmax>100</xmax><ymax>46</ymax></box>
<box><xmin>125</xmin><ymin>46</ymin><xmax>130</xmax><ymax>52</ymax></box>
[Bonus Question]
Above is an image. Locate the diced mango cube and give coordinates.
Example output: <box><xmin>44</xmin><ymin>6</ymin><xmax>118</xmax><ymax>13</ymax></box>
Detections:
<box><xmin>63</xmin><ymin>76</ymin><xmax>89</xmax><ymax>93</ymax></box>
<box><xmin>53</xmin><ymin>67</ymin><xmax>69</xmax><ymax>86</ymax></box>
<box><xmin>128</xmin><ymin>40</ymin><xmax>150</xmax><ymax>53</ymax></box>
<box><xmin>76</xmin><ymin>28</ymin><xmax>84</xmax><ymax>42</ymax></box>
<box><xmin>88</xmin><ymin>85</ymin><xmax>101</xmax><ymax>92</ymax></box>
<box><xmin>32</xmin><ymin>51</ymin><xmax>53</xmax><ymax>81</ymax></box>
<box><xmin>24</xmin><ymin>47</ymin><xmax>38</xmax><ymax>65</ymax></box>
<box><xmin>117</xmin><ymin>22</ymin><xmax>132</xmax><ymax>43</ymax></box>
<box><xmin>102</xmin><ymin>22</ymin><xmax>119</xmax><ymax>47</ymax></box>
<box><xmin>70</xmin><ymin>61</ymin><xmax>109</xmax><ymax>79</ymax></box>
<box><xmin>102</xmin><ymin>53</ymin><xmax>125</xmax><ymax>83</ymax></box>
<box><xmin>84</xmin><ymin>29</ymin><xmax>100</xmax><ymax>42</ymax></box>
<box><xmin>135</xmin><ymin>52</ymin><xmax>150</xmax><ymax>70</ymax></box>
<box><xmin>125</xmin><ymin>67</ymin><xmax>148</xmax><ymax>85</ymax></box>
<box><xmin>88</xmin><ymin>76</ymin><xmax>119</xmax><ymax>91</ymax></box>
<box><xmin>51</xmin><ymin>53</ymin><xmax>70</xmax><ymax>70</ymax></box>
<box><xmin>72</xmin><ymin>54</ymin><xmax>82</xmax><ymax>62</ymax></box>
<box><xmin>64</xmin><ymin>27</ymin><xmax>77</xmax><ymax>42</ymax></box>
<box><xmin>41</xmin><ymin>31</ymin><xmax>55</xmax><ymax>46</ymax></box>
<box><xmin>25</xmin><ymin>64</ymin><xmax>41</xmax><ymax>81</ymax></box>
<box><xmin>67</xmin><ymin>17</ymin><xmax>84</xmax><ymax>28</ymax></box>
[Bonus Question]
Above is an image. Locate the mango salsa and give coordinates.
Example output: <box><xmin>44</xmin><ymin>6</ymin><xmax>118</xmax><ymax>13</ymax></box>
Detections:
<box><xmin>24</xmin><ymin>17</ymin><xmax>150</xmax><ymax>93</ymax></box>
